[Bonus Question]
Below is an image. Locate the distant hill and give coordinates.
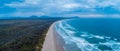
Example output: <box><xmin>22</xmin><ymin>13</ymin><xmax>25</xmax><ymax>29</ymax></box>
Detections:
<box><xmin>0</xmin><ymin>16</ymin><xmax>80</xmax><ymax>19</ymax></box>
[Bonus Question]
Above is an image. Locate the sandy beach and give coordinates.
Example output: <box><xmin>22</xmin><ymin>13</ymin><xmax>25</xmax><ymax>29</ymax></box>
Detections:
<box><xmin>42</xmin><ymin>23</ymin><xmax>64</xmax><ymax>51</ymax></box>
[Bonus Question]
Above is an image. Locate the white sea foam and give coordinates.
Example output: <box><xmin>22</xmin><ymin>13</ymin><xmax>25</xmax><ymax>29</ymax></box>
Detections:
<box><xmin>55</xmin><ymin>21</ymin><xmax>120</xmax><ymax>51</ymax></box>
<box><xmin>94</xmin><ymin>35</ymin><xmax>104</xmax><ymax>39</ymax></box>
<box><xmin>114</xmin><ymin>38</ymin><xmax>117</xmax><ymax>41</ymax></box>
<box><xmin>105</xmin><ymin>37</ymin><xmax>111</xmax><ymax>39</ymax></box>
<box><xmin>80</xmin><ymin>34</ymin><xmax>89</xmax><ymax>37</ymax></box>
<box><xmin>99</xmin><ymin>41</ymin><xmax>120</xmax><ymax>51</ymax></box>
<box><xmin>55</xmin><ymin>21</ymin><xmax>101</xmax><ymax>51</ymax></box>
<box><xmin>80</xmin><ymin>33</ymin><xmax>105</xmax><ymax>39</ymax></box>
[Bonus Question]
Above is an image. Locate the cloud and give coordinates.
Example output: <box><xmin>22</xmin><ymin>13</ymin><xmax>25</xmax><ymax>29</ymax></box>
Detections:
<box><xmin>2</xmin><ymin>0</ymin><xmax>120</xmax><ymax>17</ymax></box>
<box><xmin>6</xmin><ymin>0</ymin><xmax>42</xmax><ymax>8</ymax></box>
<box><xmin>63</xmin><ymin>13</ymin><xmax>120</xmax><ymax>18</ymax></box>
<box><xmin>63</xmin><ymin>3</ymin><xmax>80</xmax><ymax>9</ymax></box>
<box><xmin>10</xmin><ymin>12</ymin><xmax>45</xmax><ymax>17</ymax></box>
<box><xmin>4</xmin><ymin>0</ymin><xmax>75</xmax><ymax>16</ymax></box>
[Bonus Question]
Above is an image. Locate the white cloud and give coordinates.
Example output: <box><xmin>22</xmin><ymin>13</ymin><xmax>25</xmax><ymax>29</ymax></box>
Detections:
<box><xmin>5</xmin><ymin>0</ymin><xmax>77</xmax><ymax>16</ymax></box>
<box><xmin>62</xmin><ymin>3</ymin><xmax>90</xmax><ymax>9</ymax></box>
<box><xmin>63</xmin><ymin>13</ymin><xmax>120</xmax><ymax>18</ymax></box>
<box><xmin>4</xmin><ymin>0</ymin><xmax>120</xmax><ymax>17</ymax></box>
<box><xmin>98</xmin><ymin>0</ymin><xmax>120</xmax><ymax>11</ymax></box>
<box><xmin>6</xmin><ymin>0</ymin><xmax>43</xmax><ymax>8</ymax></box>
<box><xmin>2</xmin><ymin>11</ymin><xmax>45</xmax><ymax>17</ymax></box>
<box><xmin>99</xmin><ymin>0</ymin><xmax>120</xmax><ymax>7</ymax></box>
<box><xmin>63</xmin><ymin>3</ymin><xmax>80</xmax><ymax>9</ymax></box>
<box><xmin>86</xmin><ymin>0</ymin><xmax>120</xmax><ymax>11</ymax></box>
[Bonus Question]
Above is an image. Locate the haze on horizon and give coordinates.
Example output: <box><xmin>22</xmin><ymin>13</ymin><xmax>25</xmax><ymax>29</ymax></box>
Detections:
<box><xmin>0</xmin><ymin>0</ymin><xmax>120</xmax><ymax>18</ymax></box>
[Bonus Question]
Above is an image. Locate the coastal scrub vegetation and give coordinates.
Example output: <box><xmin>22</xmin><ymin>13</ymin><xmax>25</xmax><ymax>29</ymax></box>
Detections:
<box><xmin>0</xmin><ymin>18</ymin><xmax>64</xmax><ymax>51</ymax></box>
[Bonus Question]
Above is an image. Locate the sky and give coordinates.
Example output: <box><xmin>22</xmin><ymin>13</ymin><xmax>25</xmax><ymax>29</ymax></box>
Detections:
<box><xmin>0</xmin><ymin>0</ymin><xmax>120</xmax><ymax>17</ymax></box>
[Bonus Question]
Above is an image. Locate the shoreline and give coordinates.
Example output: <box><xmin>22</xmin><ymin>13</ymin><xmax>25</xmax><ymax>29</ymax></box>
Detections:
<box><xmin>42</xmin><ymin>22</ymin><xmax>64</xmax><ymax>51</ymax></box>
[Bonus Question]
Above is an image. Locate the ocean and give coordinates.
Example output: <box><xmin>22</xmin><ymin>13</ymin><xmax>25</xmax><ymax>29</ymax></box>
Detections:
<box><xmin>55</xmin><ymin>18</ymin><xmax>120</xmax><ymax>51</ymax></box>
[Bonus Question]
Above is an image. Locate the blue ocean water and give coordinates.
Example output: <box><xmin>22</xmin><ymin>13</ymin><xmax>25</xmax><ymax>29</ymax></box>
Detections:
<box><xmin>55</xmin><ymin>18</ymin><xmax>120</xmax><ymax>51</ymax></box>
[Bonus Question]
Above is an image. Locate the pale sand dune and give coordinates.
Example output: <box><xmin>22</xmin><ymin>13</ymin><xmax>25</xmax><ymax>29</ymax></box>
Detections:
<box><xmin>42</xmin><ymin>23</ymin><xmax>64</xmax><ymax>51</ymax></box>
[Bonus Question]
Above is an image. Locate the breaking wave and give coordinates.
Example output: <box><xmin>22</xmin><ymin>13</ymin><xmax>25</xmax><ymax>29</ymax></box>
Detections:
<box><xmin>55</xmin><ymin>19</ymin><xmax>120</xmax><ymax>51</ymax></box>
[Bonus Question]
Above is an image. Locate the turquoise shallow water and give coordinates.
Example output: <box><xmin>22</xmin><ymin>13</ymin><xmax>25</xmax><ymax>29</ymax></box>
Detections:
<box><xmin>55</xmin><ymin>18</ymin><xmax>120</xmax><ymax>51</ymax></box>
